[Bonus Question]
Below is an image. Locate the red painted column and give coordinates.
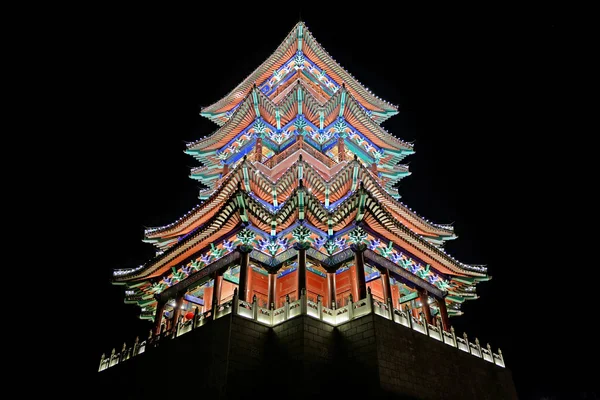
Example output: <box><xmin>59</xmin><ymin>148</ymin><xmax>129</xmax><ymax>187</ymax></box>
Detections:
<box><xmin>371</xmin><ymin>163</ymin><xmax>378</xmax><ymax>175</ymax></box>
<box><xmin>237</xmin><ymin>246</ymin><xmax>252</xmax><ymax>301</ymax></box>
<box><xmin>294</xmin><ymin>243</ymin><xmax>309</xmax><ymax>299</ymax></box>
<box><xmin>222</xmin><ymin>163</ymin><xmax>229</xmax><ymax>176</ymax></box>
<box><xmin>171</xmin><ymin>292</ymin><xmax>185</xmax><ymax>332</ymax></box>
<box><xmin>255</xmin><ymin>137</ymin><xmax>263</xmax><ymax>162</ymax></box>
<box><xmin>267</xmin><ymin>272</ymin><xmax>277</xmax><ymax>309</ymax></box>
<box><xmin>378</xmin><ymin>267</ymin><xmax>392</xmax><ymax>303</ymax></box>
<box><xmin>153</xmin><ymin>299</ymin><xmax>166</xmax><ymax>335</ymax></box>
<box><xmin>211</xmin><ymin>270</ymin><xmax>223</xmax><ymax>319</ymax></box>
<box><xmin>418</xmin><ymin>288</ymin><xmax>432</xmax><ymax>325</ymax></box>
<box><xmin>326</xmin><ymin>271</ymin><xmax>337</xmax><ymax>308</ymax></box>
<box><xmin>438</xmin><ymin>297</ymin><xmax>451</xmax><ymax>332</ymax></box>
<box><xmin>337</xmin><ymin>137</ymin><xmax>346</xmax><ymax>161</ymax></box>
<box><xmin>298</xmin><ymin>134</ymin><xmax>304</xmax><ymax>149</ymax></box>
<box><xmin>351</xmin><ymin>244</ymin><xmax>367</xmax><ymax>300</ymax></box>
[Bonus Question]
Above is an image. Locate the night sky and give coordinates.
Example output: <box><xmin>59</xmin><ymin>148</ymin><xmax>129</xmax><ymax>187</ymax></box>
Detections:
<box><xmin>76</xmin><ymin>7</ymin><xmax>594</xmax><ymax>399</ymax></box>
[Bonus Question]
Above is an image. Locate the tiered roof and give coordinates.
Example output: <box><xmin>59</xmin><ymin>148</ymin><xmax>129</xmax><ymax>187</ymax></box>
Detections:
<box><xmin>200</xmin><ymin>22</ymin><xmax>398</xmax><ymax>125</ymax></box>
<box><xmin>113</xmin><ymin>21</ymin><xmax>489</xmax><ymax>320</ymax></box>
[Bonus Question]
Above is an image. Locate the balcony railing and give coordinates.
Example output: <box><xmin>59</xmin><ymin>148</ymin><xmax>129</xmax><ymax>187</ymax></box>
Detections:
<box><xmin>98</xmin><ymin>288</ymin><xmax>505</xmax><ymax>372</ymax></box>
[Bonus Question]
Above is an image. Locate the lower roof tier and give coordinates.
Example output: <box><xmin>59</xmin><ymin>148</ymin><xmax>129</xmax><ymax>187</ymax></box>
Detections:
<box><xmin>144</xmin><ymin>155</ymin><xmax>455</xmax><ymax>249</ymax></box>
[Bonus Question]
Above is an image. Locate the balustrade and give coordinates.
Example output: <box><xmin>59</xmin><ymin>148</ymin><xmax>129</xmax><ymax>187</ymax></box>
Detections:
<box><xmin>99</xmin><ymin>287</ymin><xmax>506</xmax><ymax>372</ymax></box>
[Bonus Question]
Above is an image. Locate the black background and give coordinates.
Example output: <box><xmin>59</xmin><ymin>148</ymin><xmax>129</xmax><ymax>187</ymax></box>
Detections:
<box><xmin>61</xmin><ymin>5</ymin><xmax>594</xmax><ymax>399</ymax></box>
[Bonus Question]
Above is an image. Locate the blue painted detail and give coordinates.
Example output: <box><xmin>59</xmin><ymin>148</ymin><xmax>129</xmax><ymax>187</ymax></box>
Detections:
<box><xmin>323</xmin><ymin>119</ymin><xmax>382</xmax><ymax>154</ymax></box>
<box><xmin>184</xmin><ymin>294</ymin><xmax>204</xmax><ymax>306</ymax></box>
<box><xmin>257</xmin><ymin>52</ymin><xmax>341</xmax><ymax>98</ymax></box>
<box><xmin>328</xmin><ymin>192</ymin><xmax>354</xmax><ymax>210</ymax></box>
<box><xmin>335</xmin><ymin>265</ymin><xmax>350</xmax><ymax>274</ymax></box>
<box><xmin>248</xmin><ymin>192</ymin><xmax>277</xmax><ymax>214</ymax></box>
<box><xmin>225</xmin><ymin>140</ymin><xmax>257</xmax><ymax>164</ymax></box>
<box><xmin>322</xmin><ymin>138</ymin><xmax>338</xmax><ymax>153</ymax></box>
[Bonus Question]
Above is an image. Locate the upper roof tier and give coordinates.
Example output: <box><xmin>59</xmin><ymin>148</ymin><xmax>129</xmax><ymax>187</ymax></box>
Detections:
<box><xmin>188</xmin><ymin>81</ymin><xmax>412</xmax><ymax>155</ymax></box>
<box><xmin>200</xmin><ymin>22</ymin><xmax>398</xmax><ymax>126</ymax></box>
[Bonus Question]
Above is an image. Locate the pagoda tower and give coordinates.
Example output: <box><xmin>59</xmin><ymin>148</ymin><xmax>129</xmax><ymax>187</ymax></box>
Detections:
<box><xmin>110</xmin><ymin>22</ymin><xmax>490</xmax><ymax>336</ymax></box>
<box><xmin>98</xmin><ymin>22</ymin><xmax>519</xmax><ymax>399</ymax></box>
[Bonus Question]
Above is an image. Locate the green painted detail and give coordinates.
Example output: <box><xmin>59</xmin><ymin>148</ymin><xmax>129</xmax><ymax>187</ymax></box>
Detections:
<box><xmin>384</xmin><ymin>148</ymin><xmax>415</xmax><ymax>156</ymax></box>
<box><xmin>271</xmin><ymin>218</ymin><xmax>277</xmax><ymax>236</ymax></box>
<box><xmin>210</xmin><ymin>243</ymin><xmax>224</xmax><ymax>259</ymax></box>
<box><xmin>446</xmin><ymin>295</ymin><xmax>465</xmax><ymax>303</ymax></box>
<box><xmin>126</xmin><ymin>282</ymin><xmax>146</xmax><ymax>289</ymax></box>
<box><xmin>436</xmin><ymin>279</ymin><xmax>451</xmax><ymax>291</ymax></box>
<box><xmin>298</xmin><ymin>163</ymin><xmax>303</xmax><ymax>180</ymax></box>
<box><xmin>224</xmin><ymin>273</ymin><xmax>239</xmax><ymax>284</ymax></box>
<box><xmin>356</xmin><ymin>190</ymin><xmax>367</xmax><ymax>222</ymax></box>
<box><xmin>297</xmin><ymin>86</ymin><xmax>303</xmax><ymax>115</ymax></box>
<box><xmin>138</xmin><ymin>299</ymin><xmax>156</xmax><ymax>307</ymax></box>
<box><xmin>139</xmin><ymin>314</ymin><xmax>155</xmax><ymax>321</ymax></box>
<box><xmin>251</xmin><ymin>264</ymin><xmax>269</xmax><ymax>275</ymax></box>
<box><xmin>398</xmin><ymin>292</ymin><xmax>419</xmax><ymax>304</ymax></box>
<box><xmin>298</xmin><ymin>24</ymin><xmax>303</xmax><ymax>51</ymax></box>
<box><xmin>339</xmin><ymin>90</ymin><xmax>346</xmax><ymax>116</ymax></box>
<box><xmin>453</xmin><ymin>277</ymin><xmax>475</xmax><ymax>285</ymax></box>
<box><xmin>351</xmin><ymin>163</ymin><xmax>359</xmax><ymax>191</ymax></box>
<box><xmin>200</xmin><ymin>110</ymin><xmax>228</xmax><ymax>119</ymax></box>
<box><xmin>292</xmin><ymin>225</ymin><xmax>311</xmax><ymax>243</ymax></box>
<box><xmin>252</xmin><ymin>88</ymin><xmax>260</xmax><ymax>118</ymax></box>
<box><xmin>242</xmin><ymin>165</ymin><xmax>251</xmax><ymax>191</ymax></box>
<box><xmin>185</xmin><ymin>149</ymin><xmax>218</xmax><ymax>157</ymax></box>
<box><xmin>275</xmin><ymin>108</ymin><xmax>281</xmax><ymax>129</ymax></box>
<box><xmin>348</xmin><ymin>227</ymin><xmax>368</xmax><ymax>244</ymax></box>
<box><xmin>272</xmin><ymin>186</ymin><xmax>278</xmax><ymax>207</ymax></box>
<box><xmin>267</xmin><ymin>240</ymin><xmax>280</xmax><ymax>255</ymax></box>
<box><xmin>298</xmin><ymin>190</ymin><xmax>305</xmax><ymax>220</ymax></box>
<box><xmin>345</xmin><ymin>141</ymin><xmax>374</xmax><ymax>164</ymax></box>
<box><xmin>236</xmin><ymin>192</ymin><xmax>248</xmax><ymax>223</ymax></box>
<box><xmin>325</xmin><ymin>239</ymin><xmax>337</xmax><ymax>255</ymax></box>
<box><xmin>294</xmin><ymin>117</ymin><xmax>307</xmax><ymax>136</ymax></box>
<box><xmin>334</xmin><ymin>118</ymin><xmax>346</xmax><ymax>134</ymax></box>
<box><xmin>238</xmin><ymin>229</ymin><xmax>256</xmax><ymax>246</ymax></box>
<box><xmin>325</xmin><ymin>186</ymin><xmax>330</xmax><ymax>207</ymax></box>
<box><xmin>307</xmin><ymin>265</ymin><xmax>326</xmax><ymax>277</ymax></box>
<box><xmin>319</xmin><ymin>111</ymin><xmax>324</xmax><ymax>130</ymax></box>
<box><xmin>190</xmin><ymin>172</ymin><xmax>221</xmax><ymax>181</ymax></box>
<box><xmin>474</xmin><ymin>276</ymin><xmax>491</xmax><ymax>282</ymax></box>
<box><xmin>380</xmin><ymin>171</ymin><xmax>411</xmax><ymax>179</ymax></box>
<box><xmin>416</xmin><ymin>265</ymin><xmax>430</xmax><ymax>279</ymax></box>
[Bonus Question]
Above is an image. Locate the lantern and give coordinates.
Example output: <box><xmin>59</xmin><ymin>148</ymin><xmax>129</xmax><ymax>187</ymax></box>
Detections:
<box><xmin>185</xmin><ymin>311</ymin><xmax>195</xmax><ymax>320</ymax></box>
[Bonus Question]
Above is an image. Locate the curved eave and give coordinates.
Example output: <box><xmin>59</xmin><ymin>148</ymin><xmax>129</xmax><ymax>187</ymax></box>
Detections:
<box><xmin>189</xmin><ymin>81</ymin><xmax>409</xmax><ymax>157</ymax></box>
<box><xmin>145</xmin><ymin>158</ymin><xmax>455</xmax><ymax>243</ymax></box>
<box><xmin>114</xmin><ymin>196</ymin><xmax>242</xmax><ymax>282</ymax></box>
<box><xmin>200</xmin><ymin>24</ymin><xmax>299</xmax><ymax>123</ymax></box>
<box><xmin>201</xmin><ymin>22</ymin><xmax>397</xmax><ymax>126</ymax></box>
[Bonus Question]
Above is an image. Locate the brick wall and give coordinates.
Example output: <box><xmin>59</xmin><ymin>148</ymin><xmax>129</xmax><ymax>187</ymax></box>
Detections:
<box><xmin>337</xmin><ymin>314</ymin><xmax>518</xmax><ymax>399</ymax></box>
<box><xmin>96</xmin><ymin>313</ymin><xmax>517</xmax><ymax>399</ymax></box>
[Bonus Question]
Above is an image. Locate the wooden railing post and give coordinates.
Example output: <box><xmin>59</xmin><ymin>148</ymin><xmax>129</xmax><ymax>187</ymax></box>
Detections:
<box><xmin>132</xmin><ymin>336</ymin><xmax>140</xmax><ymax>356</ymax></box>
<box><xmin>347</xmin><ymin>293</ymin><xmax>354</xmax><ymax>320</ymax></box>
<box><xmin>232</xmin><ymin>288</ymin><xmax>239</xmax><ymax>315</ymax></box>
<box><xmin>317</xmin><ymin>295</ymin><xmax>323</xmax><ymax>320</ymax></box>
<box><xmin>451</xmin><ymin>326</ymin><xmax>457</xmax><ymax>347</ymax></box>
<box><xmin>252</xmin><ymin>294</ymin><xmax>258</xmax><ymax>320</ymax></box>
<box><xmin>98</xmin><ymin>353</ymin><xmax>105</xmax><ymax>372</ymax></box>
<box><xmin>284</xmin><ymin>294</ymin><xmax>290</xmax><ymax>319</ymax></box>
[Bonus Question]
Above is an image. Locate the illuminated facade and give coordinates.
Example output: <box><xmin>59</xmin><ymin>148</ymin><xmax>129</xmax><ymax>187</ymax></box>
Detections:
<box><xmin>100</xmin><ymin>24</ymin><xmax>510</xmax><ymax>390</ymax></box>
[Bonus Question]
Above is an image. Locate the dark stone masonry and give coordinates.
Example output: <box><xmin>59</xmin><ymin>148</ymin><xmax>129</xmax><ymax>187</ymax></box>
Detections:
<box><xmin>96</xmin><ymin>313</ymin><xmax>518</xmax><ymax>399</ymax></box>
